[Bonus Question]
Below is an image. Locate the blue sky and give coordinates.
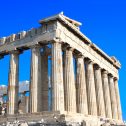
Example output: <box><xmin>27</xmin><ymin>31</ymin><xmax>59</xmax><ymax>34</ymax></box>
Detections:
<box><xmin>0</xmin><ymin>0</ymin><xmax>126</xmax><ymax>120</ymax></box>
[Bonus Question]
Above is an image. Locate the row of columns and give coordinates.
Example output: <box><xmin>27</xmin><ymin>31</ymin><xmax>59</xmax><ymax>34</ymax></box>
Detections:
<box><xmin>6</xmin><ymin>42</ymin><xmax>122</xmax><ymax>121</ymax></box>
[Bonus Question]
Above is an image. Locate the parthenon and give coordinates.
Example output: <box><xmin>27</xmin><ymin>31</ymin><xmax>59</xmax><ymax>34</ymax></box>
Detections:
<box><xmin>0</xmin><ymin>13</ymin><xmax>124</xmax><ymax>126</ymax></box>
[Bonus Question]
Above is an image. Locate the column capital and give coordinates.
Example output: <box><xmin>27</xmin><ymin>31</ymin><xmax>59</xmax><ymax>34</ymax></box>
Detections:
<box><xmin>108</xmin><ymin>73</ymin><xmax>114</xmax><ymax>78</ymax></box>
<box><xmin>66</xmin><ymin>47</ymin><xmax>74</xmax><ymax>52</ymax></box>
<box><xmin>75</xmin><ymin>53</ymin><xmax>84</xmax><ymax>59</ymax></box>
<box><xmin>114</xmin><ymin>77</ymin><xmax>118</xmax><ymax>81</ymax></box>
<box><xmin>85</xmin><ymin>58</ymin><xmax>94</xmax><ymax>64</ymax></box>
<box><xmin>30</xmin><ymin>44</ymin><xmax>41</xmax><ymax>49</ymax></box>
<box><xmin>9</xmin><ymin>50</ymin><xmax>22</xmax><ymax>55</ymax></box>
<box><xmin>62</xmin><ymin>43</ymin><xmax>74</xmax><ymax>52</ymax></box>
<box><xmin>101</xmin><ymin>69</ymin><xmax>108</xmax><ymax>74</ymax></box>
<box><xmin>41</xmin><ymin>46</ymin><xmax>51</xmax><ymax>56</ymax></box>
<box><xmin>51</xmin><ymin>41</ymin><xmax>63</xmax><ymax>47</ymax></box>
<box><xmin>94</xmin><ymin>64</ymin><xmax>101</xmax><ymax>70</ymax></box>
<box><xmin>51</xmin><ymin>40</ymin><xmax>63</xmax><ymax>44</ymax></box>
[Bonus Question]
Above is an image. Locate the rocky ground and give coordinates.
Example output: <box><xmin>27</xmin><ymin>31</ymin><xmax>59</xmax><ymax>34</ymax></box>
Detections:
<box><xmin>0</xmin><ymin>112</ymin><xmax>126</xmax><ymax>126</ymax></box>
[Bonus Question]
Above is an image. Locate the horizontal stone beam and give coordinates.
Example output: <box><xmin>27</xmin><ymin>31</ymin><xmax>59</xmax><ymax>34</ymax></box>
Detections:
<box><xmin>56</xmin><ymin>21</ymin><xmax>119</xmax><ymax>78</ymax></box>
<box><xmin>0</xmin><ymin>23</ymin><xmax>57</xmax><ymax>55</ymax></box>
<box><xmin>0</xmin><ymin>13</ymin><xmax>120</xmax><ymax>79</ymax></box>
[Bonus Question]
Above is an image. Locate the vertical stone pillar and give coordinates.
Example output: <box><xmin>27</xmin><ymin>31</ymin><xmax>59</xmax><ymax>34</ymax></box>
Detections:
<box><xmin>86</xmin><ymin>59</ymin><xmax>97</xmax><ymax>115</ymax></box>
<box><xmin>76</xmin><ymin>55</ymin><xmax>88</xmax><ymax>114</ymax></box>
<box><xmin>102</xmin><ymin>70</ymin><xmax>112</xmax><ymax>118</ymax></box>
<box><xmin>51</xmin><ymin>42</ymin><xmax>64</xmax><ymax>111</ymax></box>
<box><xmin>25</xmin><ymin>96</ymin><xmax>29</xmax><ymax>113</ymax></box>
<box><xmin>114</xmin><ymin>78</ymin><xmax>122</xmax><ymax>120</ymax></box>
<box><xmin>8</xmin><ymin>51</ymin><xmax>19</xmax><ymax>114</ymax></box>
<box><xmin>64</xmin><ymin>48</ymin><xmax>76</xmax><ymax>112</ymax></box>
<box><xmin>29</xmin><ymin>45</ymin><xmax>42</xmax><ymax>113</ymax></box>
<box><xmin>94</xmin><ymin>65</ymin><xmax>105</xmax><ymax>117</ymax></box>
<box><xmin>41</xmin><ymin>47</ymin><xmax>48</xmax><ymax>111</ymax></box>
<box><xmin>109</xmin><ymin>75</ymin><xmax>118</xmax><ymax>119</ymax></box>
<box><xmin>18</xmin><ymin>92</ymin><xmax>26</xmax><ymax>114</ymax></box>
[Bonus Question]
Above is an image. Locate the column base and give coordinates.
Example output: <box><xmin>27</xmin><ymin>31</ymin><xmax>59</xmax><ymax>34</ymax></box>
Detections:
<box><xmin>0</xmin><ymin>111</ymin><xmax>124</xmax><ymax>126</ymax></box>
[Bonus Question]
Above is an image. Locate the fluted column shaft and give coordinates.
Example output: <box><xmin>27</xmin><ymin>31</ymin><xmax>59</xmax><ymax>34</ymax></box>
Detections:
<box><xmin>86</xmin><ymin>60</ymin><xmax>97</xmax><ymax>115</ymax></box>
<box><xmin>114</xmin><ymin>78</ymin><xmax>122</xmax><ymax>120</ymax></box>
<box><xmin>76</xmin><ymin>56</ymin><xmax>88</xmax><ymax>114</ymax></box>
<box><xmin>25</xmin><ymin>96</ymin><xmax>29</xmax><ymax>113</ymax></box>
<box><xmin>109</xmin><ymin>75</ymin><xmax>118</xmax><ymax>119</ymax></box>
<box><xmin>30</xmin><ymin>46</ymin><xmax>42</xmax><ymax>113</ymax></box>
<box><xmin>94</xmin><ymin>65</ymin><xmax>105</xmax><ymax>117</ymax></box>
<box><xmin>8</xmin><ymin>51</ymin><xmax>19</xmax><ymax>114</ymax></box>
<box><xmin>41</xmin><ymin>48</ymin><xmax>48</xmax><ymax>111</ymax></box>
<box><xmin>64</xmin><ymin>48</ymin><xmax>76</xmax><ymax>112</ymax></box>
<box><xmin>51</xmin><ymin>42</ymin><xmax>64</xmax><ymax>111</ymax></box>
<box><xmin>102</xmin><ymin>70</ymin><xmax>112</xmax><ymax>118</ymax></box>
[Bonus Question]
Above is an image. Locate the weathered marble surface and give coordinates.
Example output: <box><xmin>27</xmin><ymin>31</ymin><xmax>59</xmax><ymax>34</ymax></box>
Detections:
<box><xmin>8</xmin><ymin>52</ymin><xmax>19</xmax><ymax>115</ymax></box>
<box><xmin>0</xmin><ymin>112</ymin><xmax>125</xmax><ymax>126</ymax></box>
<box><xmin>0</xmin><ymin>13</ymin><xmax>123</xmax><ymax>124</ymax></box>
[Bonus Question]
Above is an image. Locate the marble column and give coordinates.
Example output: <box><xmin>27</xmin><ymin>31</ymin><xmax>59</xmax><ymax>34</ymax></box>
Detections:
<box><xmin>102</xmin><ymin>70</ymin><xmax>112</xmax><ymax>118</ymax></box>
<box><xmin>8</xmin><ymin>51</ymin><xmax>19</xmax><ymax>114</ymax></box>
<box><xmin>18</xmin><ymin>92</ymin><xmax>26</xmax><ymax>113</ymax></box>
<box><xmin>29</xmin><ymin>45</ymin><xmax>42</xmax><ymax>113</ymax></box>
<box><xmin>94</xmin><ymin>65</ymin><xmax>105</xmax><ymax>117</ymax></box>
<box><xmin>86</xmin><ymin>59</ymin><xmax>97</xmax><ymax>115</ymax></box>
<box><xmin>20</xmin><ymin>92</ymin><xmax>29</xmax><ymax>113</ymax></box>
<box><xmin>76</xmin><ymin>55</ymin><xmax>88</xmax><ymax>114</ymax></box>
<box><xmin>114</xmin><ymin>78</ymin><xmax>122</xmax><ymax>120</ymax></box>
<box><xmin>109</xmin><ymin>75</ymin><xmax>118</xmax><ymax>119</ymax></box>
<box><xmin>41</xmin><ymin>47</ymin><xmax>48</xmax><ymax>111</ymax></box>
<box><xmin>51</xmin><ymin>42</ymin><xmax>64</xmax><ymax>111</ymax></box>
<box><xmin>25</xmin><ymin>96</ymin><xmax>29</xmax><ymax>113</ymax></box>
<box><xmin>64</xmin><ymin>48</ymin><xmax>76</xmax><ymax>112</ymax></box>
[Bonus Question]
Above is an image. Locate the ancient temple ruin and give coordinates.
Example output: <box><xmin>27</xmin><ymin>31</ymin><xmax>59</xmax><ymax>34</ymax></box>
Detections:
<box><xmin>0</xmin><ymin>13</ymin><xmax>124</xmax><ymax>126</ymax></box>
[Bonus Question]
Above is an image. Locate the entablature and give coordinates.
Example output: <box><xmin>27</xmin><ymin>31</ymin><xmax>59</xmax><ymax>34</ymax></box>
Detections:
<box><xmin>0</xmin><ymin>12</ymin><xmax>121</xmax><ymax>78</ymax></box>
<box><xmin>55</xmin><ymin>20</ymin><xmax>119</xmax><ymax>78</ymax></box>
<box><xmin>0</xmin><ymin>23</ymin><xmax>57</xmax><ymax>55</ymax></box>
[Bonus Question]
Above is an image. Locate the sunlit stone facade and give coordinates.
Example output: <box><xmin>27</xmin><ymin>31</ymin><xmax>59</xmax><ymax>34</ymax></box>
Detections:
<box><xmin>0</xmin><ymin>13</ymin><xmax>123</xmax><ymax>125</ymax></box>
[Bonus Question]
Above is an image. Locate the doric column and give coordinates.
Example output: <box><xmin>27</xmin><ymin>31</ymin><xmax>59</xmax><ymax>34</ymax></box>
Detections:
<box><xmin>76</xmin><ymin>55</ymin><xmax>88</xmax><ymax>114</ymax></box>
<box><xmin>94</xmin><ymin>65</ymin><xmax>105</xmax><ymax>117</ymax></box>
<box><xmin>18</xmin><ymin>92</ymin><xmax>29</xmax><ymax>113</ymax></box>
<box><xmin>86</xmin><ymin>59</ymin><xmax>97</xmax><ymax>115</ymax></box>
<box><xmin>7</xmin><ymin>51</ymin><xmax>19</xmax><ymax>114</ymax></box>
<box><xmin>114</xmin><ymin>78</ymin><xmax>122</xmax><ymax>120</ymax></box>
<box><xmin>25</xmin><ymin>95</ymin><xmax>29</xmax><ymax>113</ymax></box>
<box><xmin>41</xmin><ymin>47</ymin><xmax>48</xmax><ymax>111</ymax></box>
<box><xmin>51</xmin><ymin>42</ymin><xmax>64</xmax><ymax>111</ymax></box>
<box><xmin>102</xmin><ymin>70</ymin><xmax>112</xmax><ymax>118</ymax></box>
<box><xmin>64</xmin><ymin>48</ymin><xmax>76</xmax><ymax>112</ymax></box>
<box><xmin>19</xmin><ymin>92</ymin><xmax>26</xmax><ymax>113</ymax></box>
<box><xmin>29</xmin><ymin>45</ymin><xmax>42</xmax><ymax>113</ymax></box>
<box><xmin>109</xmin><ymin>74</ymin><xmax>118</xmax><ymax>119</ymax></box>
